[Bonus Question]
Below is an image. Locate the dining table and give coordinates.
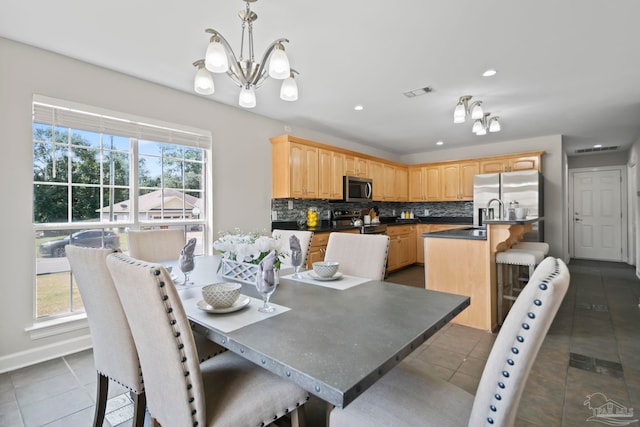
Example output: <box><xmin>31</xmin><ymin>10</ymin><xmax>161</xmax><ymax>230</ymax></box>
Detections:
<box><xmin>168</xmin><ymin>255</ymin><xmax>470</xmax><ymax>409</ymax></box>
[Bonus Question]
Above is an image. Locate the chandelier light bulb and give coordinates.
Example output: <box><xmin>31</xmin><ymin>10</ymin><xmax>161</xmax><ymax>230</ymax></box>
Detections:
<box><xmin>489</xmin><ymin>117</ymin><xmax>501</xmax><ymax>132</ymax></box>
<box><xmin>476</xmin><ymin>127</ymin><xmax>487</xmax><ymax>136</ymax></box>
<box><xmin>205</xmin><ymin>37</ymin><xmax>229</xmax><ymax>73</ymax></box>
<box><xmin>280</xmin><ymin>76</ymin><xmax>298</xmax><ymax>101</ymax></box>
<box><xmin>472</xmin><ymin>119</ymin><xmax>484</xmax><ymax>134</ymax></box>
<box><xmin>194</xmin><ymin>67</ymin><xmax>215</xmax><ymax>95</ymax></box>
<box><xmin>268</xmin><ymin>44</ymin><xmax>291</xmax><ymax>79</ymax></box>
<box><xmin>453</xmin><ymin>101</ymin><xmax>467</xmax><ymax>123</ymax></box>
<box><xmin>239</xmin><ymin>86</ymin><xmax>257</xmax><ymax>108</ymax></box>
<box><xmin>470</xmin><ymin>102</ymin><xmax>484</xmax><ymax>120</ymax></box>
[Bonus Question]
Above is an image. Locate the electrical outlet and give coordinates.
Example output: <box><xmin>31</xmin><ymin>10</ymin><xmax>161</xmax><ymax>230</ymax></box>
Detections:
<box><xmin>288</xmin><ymin>200</ymin><xmax>293</xmax><ymax>210</ymax></box>
<box><xmin>271</xmin><ymin>210</ymin><xmax>278</xmax><ymax>221</ymax></box>
<box><xmin>392</xmin><ymin>209</ymin><xmax>396</xmax><ymax>216</ymax></box>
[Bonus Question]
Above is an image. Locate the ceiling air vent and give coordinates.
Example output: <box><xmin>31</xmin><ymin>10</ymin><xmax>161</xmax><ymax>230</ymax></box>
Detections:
<box><xmin>575</xmin><ymin>146</ymin><xmax>619</xmax><ymax>154</ymax></box>
<box><xmin>403</xmin><ymin>87</ymin><xmax>433</xmax><ymax>98</ymax></box>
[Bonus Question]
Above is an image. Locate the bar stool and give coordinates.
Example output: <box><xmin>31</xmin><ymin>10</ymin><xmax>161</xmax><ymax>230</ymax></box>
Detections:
<box><xmin>496</xmin><ymin>249</ymin><xmax>544</xmax><ymax>325</ymax></box>
<box><xmin>512</xmin><ymin>241</ymin><xmax>549</xmax><ymax>255</ymax></box>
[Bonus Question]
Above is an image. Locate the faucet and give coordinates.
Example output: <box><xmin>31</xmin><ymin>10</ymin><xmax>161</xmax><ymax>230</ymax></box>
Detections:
<box><xmin>486</xmin><ymin>198</ymin><xmax>504</xmax><ymax>220</ymax></box>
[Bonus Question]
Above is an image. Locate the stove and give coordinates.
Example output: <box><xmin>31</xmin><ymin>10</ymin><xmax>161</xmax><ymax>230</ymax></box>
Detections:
<box><xmin>360</xmin><ymin>224</ymin><xmax>388</xmax><ymax>234</ymax></box>
<box><xmin>332</xmin><ymin>209</ymin><xmax>387</xmax><ymax>234</ymax></box>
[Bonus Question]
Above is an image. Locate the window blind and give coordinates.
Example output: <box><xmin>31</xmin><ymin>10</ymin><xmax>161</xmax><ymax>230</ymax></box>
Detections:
<box><xmin>32</xmin><ymin>94</ymin><xmax>212</xmax><ymax>149</ymax></box>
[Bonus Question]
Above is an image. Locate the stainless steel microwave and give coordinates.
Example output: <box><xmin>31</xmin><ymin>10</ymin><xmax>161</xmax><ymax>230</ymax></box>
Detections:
<box><xmin>343</xmin><ymin>176</ymin><xmax>373</xmax><ymax>202</ymax></box>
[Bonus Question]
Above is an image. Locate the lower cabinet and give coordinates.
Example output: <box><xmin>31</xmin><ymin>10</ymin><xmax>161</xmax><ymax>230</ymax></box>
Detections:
<box><xmin>416</xmin><ymin>224</ymin><xmax>471</xmax><ymax>263</ymax></box>
<box><xmin>306</xmin><ymin>229</ymin><xmax>359</xmax><ymax>269</ymax></box>
<box><xmin>386</xmin><ymin>225</ymin><xmax>417</xmax><ymax>272</ymax></box>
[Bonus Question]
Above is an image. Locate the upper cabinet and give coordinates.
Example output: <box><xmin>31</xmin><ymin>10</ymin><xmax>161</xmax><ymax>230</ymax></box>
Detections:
<box><xmin>271</xmin><ymin>135</ymin><xmax>319</xmax><ymax>199</ymax></box>
<box><xmin>345</xmin><ymin>155</ymin><xmax>368</xmax><ymax>178</ymax></box>
<box><xmin>441</xmin><ymin>161</ymin><xmax>479</xmax><ymax>201</ymax></box>
<box><xmin>318</xmin><ymin>148</ymin><xmax>344</xmax><ymax>200</ymax></box>
<box><xmin>479</xmin><ymin>152</ymin><xmax>542</xmax><ymax>173</ymax></box>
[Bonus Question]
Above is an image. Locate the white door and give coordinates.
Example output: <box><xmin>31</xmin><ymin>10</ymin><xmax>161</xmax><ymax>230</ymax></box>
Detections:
<box><xmin>573</xmin><ymin>169</ymin><xmax>623</xmax><ymax>261</ymax></box>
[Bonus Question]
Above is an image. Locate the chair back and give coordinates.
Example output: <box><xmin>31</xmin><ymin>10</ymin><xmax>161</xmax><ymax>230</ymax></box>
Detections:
<box><xmin>127</xmin><ymin>228</ymin><xmax>185</xmax><ymax>262</ymax></box>
<box><xmin>107</xmin><ymin>252</ymin><xmax>206</xmax><ymax>427</ymax></box>
<box><xmin>65</xmin><ymin>246</ymin><xmax>143</xmax><ymax>394</ymax></box>
<box><xmin>469</xmin><ymin>257</ymin><xmax>570</xmax><ymax>427</ymax></box>
<box><xmin>323</xmin><ymin>232</ymin><xmax>390</xmax><ymax>280</ymax></box>
<box><xmin>272</xmin><ymin>229</ymin><xmax>314</xmax><ymax>267</ymax></box>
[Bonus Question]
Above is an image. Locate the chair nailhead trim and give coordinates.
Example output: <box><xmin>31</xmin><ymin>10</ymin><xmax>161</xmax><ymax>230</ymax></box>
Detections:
<box><xmin>166</xmin><ymin>307</ymin><xmax>173</xmax><ymax>313</ymax></box>
<box><xmin>162</xmin><ymin>295</ymin><xmax>168</xmax><ymax>301</ymax></box>
<box><xmin>498</xmin><ymin>382</ymin><xmax>505</xmax><ymax>389</ymax></box>
<box><xmin>539</xmin><ymin>283</ymin><xmax>548</xmax><ymax>290</ymax></box>
<box><xmin>488</xmin><ymin>418</ymin><xmax>494</xmax><ymax>424</ymax></box>
<box><xmin>517</xmin><ymin>336</ymin><xmax>524</xmax><ymax>342</ymax></box>
<box><xmin>522</xmin><ymin>323</ymin><xmax>530</xmax><ymax>330</ymax></box>
<box><xmin>154</xmin><ymin>269</ymin><xmax>161</xmax><ymax>276</ymax></box>
<box><xmin>175</xmin><ymin>331</ymin><xmax>181</xmax><ymax>337</ymax></box>
<box><xmin>502</xmin><ymin>371</ymin><xmax>509</xmax><ymax>378</ymax></box>
<box><xmin>528</xmin><ymin>312</ymin><xmax>535</xmax><ymax>319</ymax></box>
<box><xmin>507</xmin><ymin>359</ymin><xmax>514</xmax><ymax>365</ymax></box>
<box><xmin>511</xmin><ymin>347</ymin><xmax>519</xmax><ymax>354</ymax></box>
<box><xmin>534</xmin><ymin>299</ymin><xmax>542</xmax><ymax>306</ymax></box>
<box><xmin>490</xmin><ymin>405</ymin><xmax>497</xmax><ymax>412</ymax></box>
<box><xmin>495</xmin><ymin>393</ymin><xmax>502</xmax><ymax>400</ymax></box>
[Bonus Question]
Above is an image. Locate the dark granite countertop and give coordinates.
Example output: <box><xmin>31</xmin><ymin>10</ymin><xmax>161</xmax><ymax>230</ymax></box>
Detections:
<box><xmin>272</xmin><ymin>216</ymin><xmax>473</xmax><ymax>233</ymax></box>
<box><xmin>482</xmin><ymin>216</ymin><xmax>544</xmax><ymax>225</ymax></box>
<box><xmin>422</xmin><ymin>227</ymin><xmax>487</xmax><ymax>240</ymax></box>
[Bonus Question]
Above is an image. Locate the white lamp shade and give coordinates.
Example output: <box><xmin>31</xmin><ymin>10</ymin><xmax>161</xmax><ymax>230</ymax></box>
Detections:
<box><xmin>472</xmin><ymin>119</ymin><xmax>484</xmax><ymax>133</ymax></box>
<box><xmin>280</xmin><ymin>77</ymin><xmax>298</xmax><ymax>101</ymax></box>
<box><xmin>268</xmin><ymin>47</ymin><xmax>291</xmax><ymax>79</ymax></box>
<box><xmin>489</xmin><ymin>117</ymin><xmax>501</xmax><ymax>132</ymax></box>
<box><xmin>470</xmin><ymin>102</ymin><xmax>484</xmax><ymax>120</ymax></box>
<box><xmin>453</xmin><ymin>102</ymin><xmax>466</xmax><ymax>123</ymax></box>
<box><xmin>205</xmin><ymin>39</ymin><xmax>229</xmax><ymax>73</ymax></box>
<box><xmin>476</xmin><ymin>126</ymin><xmax>487</xmax><ymax>136</ymax></box>
<box><xmin>194</xmin><ymin>68</ymin><xmax>214</xmax><ymax>95</ymax></box>
<box><xmin>239</xmin><ymin>86</ymin><xmax>257</xmax><ymax>108</ymax></box>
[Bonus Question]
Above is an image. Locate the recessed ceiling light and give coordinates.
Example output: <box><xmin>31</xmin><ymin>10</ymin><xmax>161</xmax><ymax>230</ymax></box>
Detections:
<box><xmin>482</xmin><ymin>69</ymin><xmax>497</xmax><ymax>77</ymax></box>
<box><xmin>593</xmin><ymin>144</ymin><xmax>603</xmax><ymax>148</ymax></box>
<box><xmin>436</xmin><ymin>141</ymin><xmax>444</xmax><ymax>146</ymax></box>
<box><xmin>354</xmin><ymin>105</ymin><xmax>364</xmax><ymax>111</ymax></box>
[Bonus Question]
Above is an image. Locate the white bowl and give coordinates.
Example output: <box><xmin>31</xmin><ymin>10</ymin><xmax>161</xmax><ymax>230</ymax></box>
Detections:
<box><xmin>313</xmin><ymin>261</ymin><xmax>340</xmax><ymax>278</ymax></box>
<box><xmin>202</xmin><ymin>283</ymin><xmax>241</xmax><ymax>308</ymax></box>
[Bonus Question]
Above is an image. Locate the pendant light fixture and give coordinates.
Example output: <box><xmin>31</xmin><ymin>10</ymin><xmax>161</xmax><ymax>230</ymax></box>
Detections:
<box><xmin>454</xmin><ymin>95</ymin><xmax>501</xmax><ymax>135</ymax></box>
<box><xmin>192</xmin><ymin>0</ymin><xmax>299</xmax><ymax>108</ymax></box>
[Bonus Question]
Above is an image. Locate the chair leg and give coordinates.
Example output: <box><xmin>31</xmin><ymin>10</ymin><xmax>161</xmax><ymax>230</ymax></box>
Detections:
<box><xmin>151</xmin><ymin>417</ymin><xmax>161</xmax><ymax>427</ymax></box>
<box><xmin>132</xmin><ymin>392</ymin><xmax>147</xmax><ymax>427</ymax></box>
<box><xmin>93</xmin><ymin>372</ymin><xmax>109</xmax><ymax>427</ymax></box>
<box><xmin>290</xmin><ymin>406</ymin><xmax>305</xmax><ymax>427</ymax></box>
<box><xmin>325</xmin><ymin>402</ymin><xmax>335</xmax><ymax>427</ymax></box>
<box><xmin>497</xmin><ymin>263</ymin><xmax>504</xmax><ymax>326</ymax></box>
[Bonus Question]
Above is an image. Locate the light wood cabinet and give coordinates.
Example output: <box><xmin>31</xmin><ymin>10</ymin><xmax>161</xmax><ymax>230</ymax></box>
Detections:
<box><xmin>479</xmin><ymin>152</ymin><xmax>542</xmax><ymax>173</ymax></box>
<box><xmin>318</xmin><ymin>149</ymin><xmax>344</xmax><ymax>200</ymax></box>
<box><xmin>395</xmin><ymin>166</ymin><xmax>408</xmax><ymax>201</ymax></box>
<box><xmin>369</xmin><ymin>160</ymin><xmax>385</xmax><ymax>201</ymax></box>
<box><xmin>271</xmin><ymin>136</ymin><xmax>318</xmax><ymax>199</ymax></box>
<box><xmin>345</xmin><ymin>155</ymin><xmax>368</xmax><ymax>178</ymax></box>
<box><xmin>306</xmin><ymin>229</ymin><xmax>359</xmax><ymax>269</ymax></box>
<box><xmin>386</xmin><ymin>225</ymin><xmax>417</xmax><ymax>272</ymax></box>
<box><xmin>409</xmin><ymin>165</ymin><xmax>442</xmax><ymax>201</ymax></box>
<box><xmin>416</xmin><ymin>224</ymin><xmax>471</xmax><ymax>263</ymax></box>
<box><xmin>441</xmin><ymin>161</ymin><xmax>479</xmax><ymax>201</ymax></box>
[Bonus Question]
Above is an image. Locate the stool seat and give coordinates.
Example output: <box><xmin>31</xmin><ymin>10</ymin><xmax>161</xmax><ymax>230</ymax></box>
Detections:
<box><xmin>512</xmin><ymin>242</ymin><xmax>549</xmax><ymax>255</ymax></box>
<box><xmin>496</xmin><ymin>249</ymin><xmax>545</xmax><ymax>326</ymax></box>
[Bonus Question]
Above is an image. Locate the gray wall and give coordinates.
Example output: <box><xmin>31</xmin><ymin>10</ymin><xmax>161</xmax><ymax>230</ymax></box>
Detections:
<box><xmin>0</xmin><ymin>36</ymin><xmax>569</xmax><ymax>371</ymax></box>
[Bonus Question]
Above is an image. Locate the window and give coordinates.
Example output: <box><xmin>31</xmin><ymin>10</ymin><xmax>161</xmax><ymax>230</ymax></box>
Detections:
<box><xmin>33</xmin><ymin>95</ymin><xmax>212</xmax><ymax>320</ymax></box>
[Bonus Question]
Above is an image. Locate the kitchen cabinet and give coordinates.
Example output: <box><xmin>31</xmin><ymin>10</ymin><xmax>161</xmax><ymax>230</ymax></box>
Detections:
<box><xmin>369</xmin><ymin>160</ymin><xmax>385</xmax><ymax>201</ymax></box>
<box><xmin>306</xmin><ymin>229</ymin><xmax>359</xmax><ymax>269</ymax></box>
<box><xmin>369</xmin><ymin>161</ymin><xmax>408</xmax><ymax>202</ymax></box>
<box><xmin>386</xmin><ymin>225</ymin><xmax>416</xmax><ymax>272</ymax></box>
<box><xmin>441</xmin><ymin>161</ymin><xmax>479</xmax><ymax>201</ymax></box>
<box><xmin>409</xmin><ymin>165</ymin><xmax>441</xmax><ymax>201</ymax></box>
<box><xmin>271</xmin><ymin>136</ymin><xmax>318</xmax><ymax>199</ymax></box>
<box><xmin>395</xmin><ymin>166</ymin><xmax>408</xmax><ymax>201</ymax></box>
<box><xmin>318</xmin><ymin>149</ymin><xmax>344</xmax><ymax>200</ymax></box>
<box><xmin>479</xmin><ymin>152</ymin><xmax>542</xmax><ymax>173</ymax></box>
<box><xmin>416</xmin><ymin>224</ymin><xmax>471</xmax><ymax>263</ymax></box>
<box><xmin>345</xmin><ymin>155</ymin><xmax>368</xmax><ymax>178</ymax></box>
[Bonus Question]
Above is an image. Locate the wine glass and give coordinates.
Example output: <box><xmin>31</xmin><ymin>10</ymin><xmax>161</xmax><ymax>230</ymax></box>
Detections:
<box><xmin>291</xmin><ymin>249</ymin><xmax>303</xmax><ymax>279</ymax></box>
<box><xmin>179</xmin><ymin>254</ymin><xmax>195</xmax><ymax>286</ymax></box>
<box><xmin>256</xmin><ymin>268</ymin><xmax>278</xmax><ymax>313</ymax></box>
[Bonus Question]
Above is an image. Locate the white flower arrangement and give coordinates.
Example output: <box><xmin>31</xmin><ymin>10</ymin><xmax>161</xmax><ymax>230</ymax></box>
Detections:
<box><xmin>213</xmin><ymin>229</ymin><xmax>286</xmax><ymax>269</ymax></box>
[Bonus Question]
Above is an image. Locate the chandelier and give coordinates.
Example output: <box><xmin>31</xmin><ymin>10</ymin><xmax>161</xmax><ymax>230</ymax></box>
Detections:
<box><xmin>192</xmin><ymin>0</ymin><xmax>299</xmax><ymax>108</ymax></box>
<box><xmin>453</xmin><ymin>95</ymin><xmax>501</xmax><ymax>135</ymax></box>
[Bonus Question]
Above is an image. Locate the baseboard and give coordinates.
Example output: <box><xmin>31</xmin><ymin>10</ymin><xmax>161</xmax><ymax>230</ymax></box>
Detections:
<box><xmin>0</xmin><ymin>334</ymin><xmax>92</xmax><ymax>374</ymax></box>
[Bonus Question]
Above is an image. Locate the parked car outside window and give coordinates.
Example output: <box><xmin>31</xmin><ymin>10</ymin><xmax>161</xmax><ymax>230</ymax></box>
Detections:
<box><xmin>39</xmin><ymin>229</ymin><xmax>120</xmax><ymax>257</ymax></box>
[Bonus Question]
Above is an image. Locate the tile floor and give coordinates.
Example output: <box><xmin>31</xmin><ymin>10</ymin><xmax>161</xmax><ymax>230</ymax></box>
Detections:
<box><xmin>1</xmin><ymin>259</ymin><xmax>638</xmax><ymax>426</ymax></box>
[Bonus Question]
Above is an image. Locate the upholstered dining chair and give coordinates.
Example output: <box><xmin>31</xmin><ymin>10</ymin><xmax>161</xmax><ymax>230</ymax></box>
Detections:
<box><xmin>66</xmin><ymin>246</ymin><xmax>225</xmax><ymax>427</ymax></box>
<box><xmin>330</xmin><ymin>256</ymin><xmax>570</xmax><ymax>427</ymax></box>
<box><xmin>106</xmin><ymin>252</ymin><xmax>309</xmax><ymax>427</ymax></box>
<box><xmin>272</xmin><ymin>229</ymin><xmax>314</xmax><ymax>267</ymax></box>
<box><xmin>323</xmin><ymin>232</ymin><xmax>390</xmax><ymax>280</ymax></box>
<box><xmin>127</xmin><ymin>228</ymin><xmax>186</xmax><ymax>262</ymax></box>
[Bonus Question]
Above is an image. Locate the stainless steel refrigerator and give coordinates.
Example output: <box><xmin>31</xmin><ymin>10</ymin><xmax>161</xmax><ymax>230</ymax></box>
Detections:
<box><xmin>473</xmin><ymin>170</ymin><xmax>544</xmax><ymax>241</ymax></box>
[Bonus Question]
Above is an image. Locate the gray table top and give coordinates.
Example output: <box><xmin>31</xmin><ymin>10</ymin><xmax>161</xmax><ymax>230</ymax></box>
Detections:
<box><xmin>171</xmin><ymin>256</ymin><xmax>470</xmax><ymax>408</ymax></box>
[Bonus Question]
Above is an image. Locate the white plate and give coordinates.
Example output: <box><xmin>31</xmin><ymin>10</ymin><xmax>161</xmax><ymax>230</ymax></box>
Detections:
<box><xmin>306</xmin><ymin>271</ymin><xmax>343</xmax><ymax>281</ymax></box>
<box><xmin>197</xmin><ymin>296</ymin><xmax>251</xmax><ymax>314</ymax></box>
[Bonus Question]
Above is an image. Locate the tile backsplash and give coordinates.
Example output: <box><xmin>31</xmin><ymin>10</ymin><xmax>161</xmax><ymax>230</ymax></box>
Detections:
<box><xmin>271</xmin><ymin>199</ymin><xmax>473</xmax><ymax>221</ymax></box>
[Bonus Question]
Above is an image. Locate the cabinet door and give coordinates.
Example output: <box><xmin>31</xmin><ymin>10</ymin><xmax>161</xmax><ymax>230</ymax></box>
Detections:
<box><xmin>508</xmin><ymin>155</ymin><xmax>540</xmax><ymax>171</ymax></box>
<box><xmin>387</xmin><ymin>236</ymin><xmax>401</xmax><ymax>271</ymax></box>
<box><xmin>395</xmin><ymin>167</ymin><xmax>408</xmax><ymax>201</ymax></box>
<box><xmin>398</xmin><ymin>233</ymin><xmax>416</xmax><ymax>266</ymax></box>
<box><xmin>415</xmin><ymin>225</ymin><xmax>430</xmax><ymax>263</ymax></box>
<box><xmin>408</xmin><ymin>167</ymin><xmax>424</xmax><ymax>201</ymax></box>
<box><xmin>318</xmin><ymin>149</ymin><xmax>332</xmax><ymax>199</ymax></box>
<box><xmin>369</xmin><ymin>161</ymin><xmax>385</xmax><ymax>201</ymax></box>
<box><xmin>345</xmin><ymin>155</ymin><xmax>368</xmax><ymax>177</ymax></box>
<box><xmin>330</xmin><ymin>152</ymin><xmax>345</xmax><ymax>199</ymax></box>
<box><xmin>383</xmin><ymin>164</ymin><xmax>396</xmax><ymax>201</ymax></box>
<box><xmin>304</xmin><ymin>146</ymin><xmax>318</xmax><ymax>197</ymax></box>
<box><xmin>441</xmin><ymin>164</ymin><xmax>460</xmax><ymax>201</ymax></box>
<box><xmin>425</xmin><ymin>166</ymin><xmax>442</xmax><ymax>201</ymax></box>
<box><xmin>459</xmin><ymin>161</ymin><xmax>479</xmax><ymax>200</ymax></box>
<box><xmin>289</xmin><ymin>143</ymin><xmax>307</xmax><ymax>198</ymax></box>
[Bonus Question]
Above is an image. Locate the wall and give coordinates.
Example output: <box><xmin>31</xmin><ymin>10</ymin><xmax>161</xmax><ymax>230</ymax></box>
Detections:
<box><xmin>568</xmin><ymin>151</ymin><xmax>629</xmax><ymax>169</ymax></box>
<box><xmin>0</xmin><ymin>37</ymin><xmax>399</xmax><ymax>371</ymax></box>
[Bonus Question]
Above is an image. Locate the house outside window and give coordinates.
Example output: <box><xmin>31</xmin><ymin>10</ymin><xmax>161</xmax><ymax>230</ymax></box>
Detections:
<box><xmin>32</xmin><ymin>95</ymin><xmax>212</xmax><ymax>320</ymax></box>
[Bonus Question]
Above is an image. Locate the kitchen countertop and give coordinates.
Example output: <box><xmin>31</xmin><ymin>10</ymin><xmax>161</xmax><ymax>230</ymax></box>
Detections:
<box><xmin>272</xmin><ymin>216</ymin><xmax>473</xmax><ymax>233</ymax></box>
<box><xmin>481</xmin><ymin>216</ymin><xmax>544</xmax><ymax>225</ymax></box>
<box><xmin>422</xmin><ymin>227</ymin><xmax>487</xmax><ymax>240</ymax></box>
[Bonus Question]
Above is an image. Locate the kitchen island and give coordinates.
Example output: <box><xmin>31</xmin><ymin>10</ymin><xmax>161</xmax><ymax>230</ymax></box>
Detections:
<box><xmin>422</xmin><ymin>217</ymin><xmax>543</xmax><ymax>331</ymax></box>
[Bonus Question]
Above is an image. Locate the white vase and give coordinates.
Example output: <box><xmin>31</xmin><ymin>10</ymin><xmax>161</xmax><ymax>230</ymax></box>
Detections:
<box><xmin>220</xmin><ymin>259</ymin><xmax>259</xmax><ymax>285</ymax></box>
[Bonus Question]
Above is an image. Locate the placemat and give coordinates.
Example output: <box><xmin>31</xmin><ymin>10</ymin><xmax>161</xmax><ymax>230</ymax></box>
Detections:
<box><xmin>183</xmin><ymin>295</ymin><xmax>290</xmax><ymax>333</ymax></box>
<box><xmin>281</xmin><ymin>272</ymin><xmax>370</xmax><ymax>290</ymax></box>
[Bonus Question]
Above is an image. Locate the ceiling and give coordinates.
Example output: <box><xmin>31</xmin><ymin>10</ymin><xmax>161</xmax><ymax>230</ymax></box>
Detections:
<box><xmin>2</xmin><ymin>0</ymin><xmax>640</xmax><ymax>156</ymax></box>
